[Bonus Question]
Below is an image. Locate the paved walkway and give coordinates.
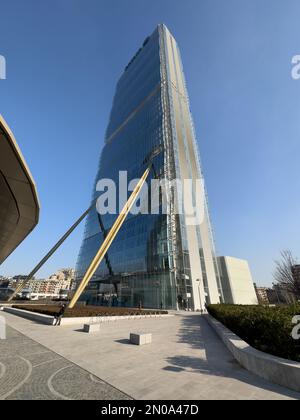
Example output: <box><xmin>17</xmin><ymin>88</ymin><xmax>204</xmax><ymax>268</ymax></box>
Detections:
<box><xmin>1</xmin><ymin>311</ymin><xmax>299</xmax><ymax>400</ymax></box>
<box><xmin>0</xmin><ymin>325</ymin><xmax>131</xmax><ymax>400</ymax></box>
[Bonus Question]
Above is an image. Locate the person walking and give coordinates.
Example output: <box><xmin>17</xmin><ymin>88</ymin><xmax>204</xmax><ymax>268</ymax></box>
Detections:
<box><xmin>53</xmin><ymin>304</ymin><xmax>66</xmax><ymax>326</ymax></box>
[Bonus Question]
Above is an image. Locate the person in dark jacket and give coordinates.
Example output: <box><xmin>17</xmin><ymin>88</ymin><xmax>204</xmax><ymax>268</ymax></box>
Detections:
<box><xmin>53</xmin><ymin>304</ymin><xmax>66</xmax><ymax>326</ymax></box>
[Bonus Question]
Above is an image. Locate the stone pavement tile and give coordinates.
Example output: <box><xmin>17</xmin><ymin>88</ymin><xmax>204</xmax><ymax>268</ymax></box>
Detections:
<box><xmin>0</xmin><ymin>325</ymin><xmax>132</xmax><ymax>400</ymax></box>
<box><xmin>209</xmin><ymin>373</ymin><xmax>299</xmax><ymax>400</ymax></box>
<box><xmin>24</xmin><ymin>351</ymin><xmax>63</xmax><ymax>367</ymax></box>
<box><xmin>6</xmin><ymin>359</ymin><xmax>70</xmax><ymax>400</ymax></box>
<box><xmin>50</xmin><ymin>365</ymin><xmax>131</xmax><ymax>400</ymax></box>
<box><xmin>0</xmin><ymin>355</ymin><xmax>31</xmax><ymax>399</ymax></box>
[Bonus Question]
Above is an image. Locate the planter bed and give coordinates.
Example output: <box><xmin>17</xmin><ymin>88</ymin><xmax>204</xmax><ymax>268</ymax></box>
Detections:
<box><xmin>5</xmin><ymin>305</ymin><xmax>171</xmax><ymax>326</ymax></box>
<box><xmin>12</xmin><ymin>304</ymin><xmax>168</xmax><ymax>318</ymax></box>
<box><xmin>205</xmin><ymin>313</ymin><xmax>300</xmax><ymax>393</ymax></box>
<box><xmin>207</xmin><ymin>304</ymin><xmax>300</xmax><ymax>363</ymax></box>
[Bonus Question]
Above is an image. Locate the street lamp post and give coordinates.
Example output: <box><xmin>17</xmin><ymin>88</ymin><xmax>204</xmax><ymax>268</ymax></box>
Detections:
<box><xmin>155</xmin><ymin>280</ymin><xmax>160</xmax><ymax>309</ymax></box>
<box><xmin>196</xmin><ymin>278</ymin><xmax>204</xmax><ymax>314</ymax></box>
<box><xmin>182</xmin><ymin>274</ymin><xmax>190</xmax><ymax>311</ymax></box>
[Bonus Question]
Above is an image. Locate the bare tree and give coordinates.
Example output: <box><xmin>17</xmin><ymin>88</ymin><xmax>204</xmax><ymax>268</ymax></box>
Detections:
<box><xmin>273</xmin><ymin>250</ymin><xmax>300</xmax><ymax>298</ymax></box>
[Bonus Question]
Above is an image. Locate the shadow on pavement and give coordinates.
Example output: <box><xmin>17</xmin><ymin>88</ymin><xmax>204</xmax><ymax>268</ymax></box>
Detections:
<box><xmin>164</xmin><ymin>314</ymin><xmax>300</xmax><ymax>399</ymax></box>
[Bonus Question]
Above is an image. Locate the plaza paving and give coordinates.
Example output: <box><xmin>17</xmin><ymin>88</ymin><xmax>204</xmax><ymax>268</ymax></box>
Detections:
<box><xmin>1</xmin><ymin>311</ymin><xmax>300</xmax><ymax>400</ymax></box>
<box><xmin>0</xmin><ymin>325</ymin><xmax>131</xmax><ymax>400</ymax></box>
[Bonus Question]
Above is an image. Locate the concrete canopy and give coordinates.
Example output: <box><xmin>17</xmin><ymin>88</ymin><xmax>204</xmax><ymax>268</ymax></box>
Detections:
<box><xmin>0</xmin><ymin>115</ymin><xmax>40</xmax><ymax>264</ymax></box>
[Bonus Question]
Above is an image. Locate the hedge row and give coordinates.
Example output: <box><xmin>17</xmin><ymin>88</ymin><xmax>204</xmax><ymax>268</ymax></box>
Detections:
<box><xmin>207</xmin><ymin>304</ymin><xmax>300</xmax><ymax>362</ymax></box>
<box><xmin>13</xmin><ymin>304</ymin><xmax>168</xmax><ymax>318</ymax></box>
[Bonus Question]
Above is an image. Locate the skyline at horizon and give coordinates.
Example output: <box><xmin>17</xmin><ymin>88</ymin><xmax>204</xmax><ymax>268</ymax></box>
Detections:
<box><xmin>0</xmin><ymin>0</ymin><xmax>300</xmax><ymax>287</ymax></box>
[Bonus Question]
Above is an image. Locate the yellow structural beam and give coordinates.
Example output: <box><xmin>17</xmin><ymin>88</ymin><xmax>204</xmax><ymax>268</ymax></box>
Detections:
<box><xmin>68</xmin><ymin>164</ymin><xmax>152</xmax><ymax>309</ymax></box>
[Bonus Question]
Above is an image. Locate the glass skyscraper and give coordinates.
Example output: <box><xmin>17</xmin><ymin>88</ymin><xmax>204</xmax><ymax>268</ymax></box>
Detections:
<box><xmin>75</xmin><ymin>24</ymin><xmax>223</xmax><ymax>310</ymax></box>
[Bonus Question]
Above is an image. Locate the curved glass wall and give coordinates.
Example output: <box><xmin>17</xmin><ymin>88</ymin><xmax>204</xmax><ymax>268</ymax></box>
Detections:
<box><xmin>75</xmin><ymin>25</ymin><xmax>222</xmax><ymax>309</ymax></box>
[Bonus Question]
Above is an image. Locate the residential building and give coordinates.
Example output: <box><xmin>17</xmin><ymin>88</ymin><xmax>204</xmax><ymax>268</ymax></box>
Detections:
<box><xmin>272</xmin><ymin>283</ymin><xmax>297</xmax><ymax>305</ymax></box>
<box><xmin>292</xmin><ymin>264</ymin><xmax>300</xmax><ymax>298</ymax></box>
<box><xmin>4</xmin><ymin>269</ymin><xmax>76</xmax><ymax>300</ymax></box>
<box><xmin>254</xmin><ymin>285</ymin><xmax>270</xmax><ymax>305</ymax></box>
<box><xmin>254</xmin><ymin>283</ymin><xmax>298</xmax><ymax>305</ymax></box>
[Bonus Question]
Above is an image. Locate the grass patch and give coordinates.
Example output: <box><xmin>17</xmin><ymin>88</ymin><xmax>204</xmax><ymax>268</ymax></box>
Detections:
<box><xmin>207</xmin><ymin>304</ymin><xmax>300</xmax><ymax>362</ymax></box>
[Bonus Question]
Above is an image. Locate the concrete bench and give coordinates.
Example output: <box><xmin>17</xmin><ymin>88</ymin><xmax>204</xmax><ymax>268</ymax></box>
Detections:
<box><xmin>130</xmin><ymin>332</ymin><xmax>152</xmax><ymax>346</ymax></box>
<box><xmin>83</xmin><ymin>323</ymin><xmax>100</xmax><ymax>333</ymax></box>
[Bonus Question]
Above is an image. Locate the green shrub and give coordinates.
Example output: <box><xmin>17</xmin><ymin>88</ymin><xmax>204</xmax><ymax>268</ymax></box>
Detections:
<box><xmin>207</xmin><ymin>304</ymin><xmax>300</xmax><ymax>362</ymax></box>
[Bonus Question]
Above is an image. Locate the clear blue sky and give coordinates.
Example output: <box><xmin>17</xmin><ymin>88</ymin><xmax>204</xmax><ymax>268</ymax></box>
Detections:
<box><xmin>0</xmin><ymin>0</ymin><xmax>300</xmax><ymax>286</ymax></box>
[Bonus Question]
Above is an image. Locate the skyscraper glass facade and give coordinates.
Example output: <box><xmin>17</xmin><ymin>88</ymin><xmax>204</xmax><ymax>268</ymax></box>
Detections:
<box><xmin>75</xmin><ymin>24</ymin><xmax>223</xmax><ymax>310</ymax></box>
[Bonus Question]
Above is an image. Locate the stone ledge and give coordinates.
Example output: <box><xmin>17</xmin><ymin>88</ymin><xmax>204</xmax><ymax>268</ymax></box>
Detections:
<box><xmin>4</xmin><ymin>307</ymin><xmax>173</xmax><ymax>326</ymax></box>
<box><xmin>205</xmin><ymin>313</ymin><xmax>300</xmax><ymax>393</ymax></box>
<box><xmin>61</xmin><ymin>314</ymin><xmax>173</xmax><ymax>326</ymax></box>
<box><xmin>4</xmin><ymin>306</ymin><xmax>54</xmax><ymax>325</ymax></box>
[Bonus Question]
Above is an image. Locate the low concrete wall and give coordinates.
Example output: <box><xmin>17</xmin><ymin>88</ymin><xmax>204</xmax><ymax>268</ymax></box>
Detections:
<box><xmin>0</xmin><ymin>303</ymin><xmax>12</xmax><ymax>308</ymax></box>
<box><xmin>4</xmin><ymin>307</ymin><xmax>54</xmax><ymax>325</ymax></box>
<box><xmin>4</xmin><ymin>307</ymin><xmax>173</xmax><ymax>326</ymax></box>
<box><xmin>60</xmin><ymin>314</ymin><xmax>173</xmax><ymax>326</ymax></box>
<box><xmin>205</xmin><ymin>314</ymin><xmax>300</xmax><ymax>393</ymax></box>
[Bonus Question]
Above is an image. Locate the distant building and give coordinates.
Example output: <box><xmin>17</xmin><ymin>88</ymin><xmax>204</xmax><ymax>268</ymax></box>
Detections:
<box><xmin>218</xmin><ymin>257</ymin><xmax>258</xmax><ymax>305</ymax></box>
<box><xmin>49</xmin><ymin>268</ymin><xmax>75</xmax><ymax>283</ymax></box>
<box><xmin>6</xmin><ymin>275</ymin><xmax>31</xmax><ymax>291</ymax></box>
<box><xmin>3</xmin><ymin>268</ymin><xmax>76</xmax><ymax>300</ymax></box>
<box><xmin>0</xmin><ymin>278</ymin><xmax>9</xmax><ymax>289</ymax></box>
<box><xmin>254</xmin><ymin>283</ymin><xmax>298</xmax><ymax>305</ymax></box>
<box><xmin>292</xmin><ymin>264</ymin><xmax>300</xmax><ymax>279</ymax></box>
<box><xmin>254</xmin><ymin>285</ymin><xmax>271</xmax><ymax>304</ymax></box>
<box><xmin>12</xmin><ymin>275</ymin><xmax>29</xmax><ymax>281</ymax></box>
<box><xmin>292</xmin><ymin>265</ymin><xmax>300</xmax><ymax>298</ymax></box>
<box><xmin>272</xmin><ymin>283</ymin><xmax>297</xmax><ymax>305</ymax></box>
